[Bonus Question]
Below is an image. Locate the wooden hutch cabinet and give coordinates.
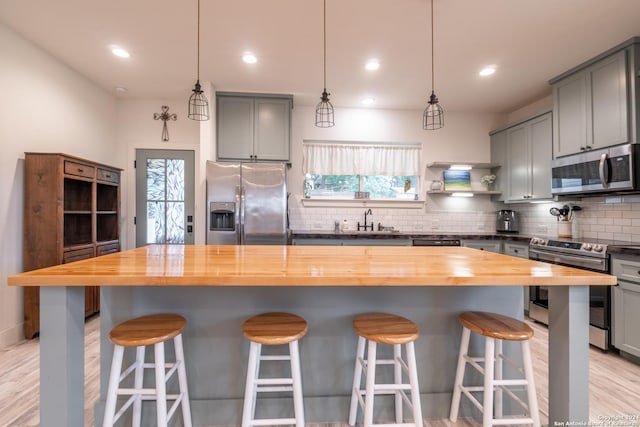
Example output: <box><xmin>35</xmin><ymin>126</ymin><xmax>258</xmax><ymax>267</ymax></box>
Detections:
<box><xmin>23</xmin><ymin>153</ymin><xmax>122</xmax><ymax>338</ymax></box>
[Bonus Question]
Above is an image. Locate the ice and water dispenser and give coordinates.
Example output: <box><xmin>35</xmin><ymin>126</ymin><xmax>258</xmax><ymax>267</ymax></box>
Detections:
<box><xmin>209</xmin><ymin>202</ymin><xmax>235</xmax><ymax>231</ymax></box>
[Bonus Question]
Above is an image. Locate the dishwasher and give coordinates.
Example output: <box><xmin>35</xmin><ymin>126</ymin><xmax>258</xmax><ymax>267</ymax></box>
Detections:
<box><xmin>412</xmin><ymin>239</ymin><xmax>461</xmax><ymax>246</ymax></box>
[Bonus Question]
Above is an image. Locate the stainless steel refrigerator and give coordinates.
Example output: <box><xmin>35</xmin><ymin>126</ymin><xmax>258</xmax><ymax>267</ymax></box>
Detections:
<box><xmin>206</xmin><ymin>161</ymin><xmax>288</xmax><ymax>245</ymax></box>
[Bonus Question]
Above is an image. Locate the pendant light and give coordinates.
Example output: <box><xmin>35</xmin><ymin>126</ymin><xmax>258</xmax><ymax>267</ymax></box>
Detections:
<box><xmin>315</xmin><ymin>0</ymin><xmax>335</xmax><ymax>127</ymax></box>
<box><xmin>423</xmin><ymin>0</ymin><xmax>444</xmax><ymax>130</ymax></box>
<box><xmin>188</xmin><ymin>0</ymin><xmax>210</xmax><ymax>121</ymax></box>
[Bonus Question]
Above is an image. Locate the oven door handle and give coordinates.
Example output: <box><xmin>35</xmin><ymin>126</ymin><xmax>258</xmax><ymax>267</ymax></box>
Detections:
<box><xmin>529</xmin><ymin>248</ymin><xmax>607</xmax><ymax>268</ymax></box>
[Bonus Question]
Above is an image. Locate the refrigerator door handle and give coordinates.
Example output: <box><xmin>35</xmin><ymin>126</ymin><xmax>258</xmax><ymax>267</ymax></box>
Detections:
<box><xmin>240</xmin><ymin>186</ymin><xmax>246</xmax><ymax>245</ymax></box>
<box><xmin>234</xmin><ymin>187</ymin><xmax>241</xmax><ymax>244</ymax></box>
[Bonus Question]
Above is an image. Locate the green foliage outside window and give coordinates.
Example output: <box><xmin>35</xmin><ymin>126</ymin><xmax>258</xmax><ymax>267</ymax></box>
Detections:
<box><xmin>307</xmin><ymin>174</ymin><xmax>417</xmax><ymax>199</ymax></box>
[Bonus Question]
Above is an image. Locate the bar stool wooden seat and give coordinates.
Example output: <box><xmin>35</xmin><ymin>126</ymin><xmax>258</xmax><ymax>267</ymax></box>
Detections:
<box><xmin>348</xmin><ymin>312</ymin><xmax>423</xmax><ymax>427</ymax></box>
<box><xmin>449</xmin><ymin>311</ymin><xmax>540</xmax><ymax>427</ymax></box>
<box><xmin>241</xmin><ymin>312</ymin><xmax>308</xmax><ymax>427</ymax></box>
<box><xmin>103</xmin><ymin>313</ymin><xmax>192</xmax><ymax>427</ymax></box>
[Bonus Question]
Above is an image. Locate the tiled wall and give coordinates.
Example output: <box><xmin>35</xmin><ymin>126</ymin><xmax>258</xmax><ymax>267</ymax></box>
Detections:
<box><xmin>289</xmin><ymin>195</ymin><xmax>640</xmax><ymax>243</ymax></box>
<box><xmin>289</xmin><ymin>200</ymin><xmax>500</xmax><ymax>234</ymax></box>
<box><xmin>516</xmin><ymin>195</ymin><xmax>640</xmax><ymax>242</ymax></box>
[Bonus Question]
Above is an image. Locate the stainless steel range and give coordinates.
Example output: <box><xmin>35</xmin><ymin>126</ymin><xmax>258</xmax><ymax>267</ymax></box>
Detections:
<box><xmin>528</xmin><ymin>237</ymin><xmax>611</xmax><ymax>350</ymax></box>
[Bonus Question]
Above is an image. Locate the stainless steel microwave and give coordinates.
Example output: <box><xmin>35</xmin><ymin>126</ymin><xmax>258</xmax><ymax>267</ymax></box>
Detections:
<box><xmin>551</xmin><ymin>144</ymin><xmax>640</xmax><ymax>196</ymax></box>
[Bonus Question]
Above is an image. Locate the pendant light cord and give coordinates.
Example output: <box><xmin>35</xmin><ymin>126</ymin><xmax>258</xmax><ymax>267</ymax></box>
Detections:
<box><xmin>323</xmin><ymin>0</ymin><xmax>327</xmax><ymax>90</ymax></box>
<box><xmin>197</xmin><ymin>0</ymin><xmax>201</xmax><ymax>82</ymax></box>
<box><xmin>430</xmin><ymin>0</ymin><xmax>435</xmax><ymax>92</ymax></box>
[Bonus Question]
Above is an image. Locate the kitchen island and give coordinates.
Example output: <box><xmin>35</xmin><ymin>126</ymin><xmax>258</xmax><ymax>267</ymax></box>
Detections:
<box><xmin>9</xmin><ymin>245</ymin><xmax>616</xmax><ymax>427</ymax></box>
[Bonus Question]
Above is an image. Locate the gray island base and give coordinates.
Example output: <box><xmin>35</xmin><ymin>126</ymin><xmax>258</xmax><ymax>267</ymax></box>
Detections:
<box><xmin>43</xmin><ymin>285</ymin><xmax>588</xmax><ymax>426</ymax></box>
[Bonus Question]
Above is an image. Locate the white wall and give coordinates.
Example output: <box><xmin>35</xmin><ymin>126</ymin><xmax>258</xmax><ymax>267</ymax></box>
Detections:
<box><xmin>0</xmin><ymin>24</ymin><xmax>121</xmax><ymax>348</ymax></box>
<box><xmin>115</xmin><ymin>97</ymin><xmax>205</xmax><ymax>249</ymax></box>
<box><xmin>288</xmin><ymin>105</ymin><xmax>507</xmax><ymax>231</ymax></box>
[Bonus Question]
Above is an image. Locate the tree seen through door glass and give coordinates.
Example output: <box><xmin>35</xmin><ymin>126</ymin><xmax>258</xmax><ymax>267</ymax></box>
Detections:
<box><xmin>146</xmin><ymin>158</ymin><xmax>186</xmax><ymax>243</ymax></box>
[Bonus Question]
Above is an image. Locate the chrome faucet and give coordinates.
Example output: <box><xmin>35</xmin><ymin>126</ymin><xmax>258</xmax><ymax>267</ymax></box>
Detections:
<box><xmin>358</xmin><ymin>208</ymin><xmax>374</xmax><ymax>231</ymax></box>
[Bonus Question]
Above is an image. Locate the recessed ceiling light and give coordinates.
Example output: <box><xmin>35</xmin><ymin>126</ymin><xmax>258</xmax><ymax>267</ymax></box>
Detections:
<box><xmin>361</xmin><ymin>97</ymin><xmax>375</xmax><ymax>105</ymax></box>
<box><xmin>365</xmin><ymin>59</ymin><xmax>380</xmax><ymax>71</ymax></box>
<box><xmin>111</xmin><ymin>46</ymin><xmax>130</xmax><ymax>58</ymax></box>
<box><xmin>479</xmin><ymin>66</ymin><xmax>496</xmax><ymax>76</ymax></box>
<box><xmin>114</xmin><ymin>86</ymin><xmax>128</xmax><ymax>93</ymax></box>
<box><xmin>242</xmin><ymin>53</ymin><xmax>257</xmax><ymax>64</ymax></box>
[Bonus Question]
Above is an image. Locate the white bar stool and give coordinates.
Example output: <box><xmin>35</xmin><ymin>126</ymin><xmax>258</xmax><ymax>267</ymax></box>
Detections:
<box><xmin>103</xmin><ymin>313</ymin><xmax>192</xmax><ymax>427</ymax></box>
<box><xmin>241</xmin><ymin>312</ymin><xmax>308</xmax><ymax>427</ymax></box>
<box><xmin>449</xmin><ymin>311</ymin><xmax>541</xmax><ymax>427</ymax></box>
<box><xmin>348</xmin><ymin>312</ymin><xmax>423</xmax><ymax>427</ymax></box>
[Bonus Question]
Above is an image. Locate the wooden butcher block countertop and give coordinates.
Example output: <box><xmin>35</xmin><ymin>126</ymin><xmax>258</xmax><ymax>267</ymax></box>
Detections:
<box><xmin>8</xmin><ymin>244</ymin><xmax>616</xmax><ymax>287</ymax></box>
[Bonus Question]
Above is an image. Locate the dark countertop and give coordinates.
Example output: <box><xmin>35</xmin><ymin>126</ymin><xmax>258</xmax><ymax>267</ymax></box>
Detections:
<box><xmin>291</xmin><ymin>230</ymin><xmax>534</xmax><ymax>244</ymax></box>
<box><xmin>608</xmin><ymin>245</ymin><xmax>640</xmax><ymax>256</ymax></box>
<box><xmin>291</xmin><ymin>230</ymin><xmax>640</xmax><ymax>255</ymax></box>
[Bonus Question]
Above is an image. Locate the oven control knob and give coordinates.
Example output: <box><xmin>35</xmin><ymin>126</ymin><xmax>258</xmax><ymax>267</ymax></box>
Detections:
<box><xmin>593</xmin><ymin>244</ymin><xmax>603</xmax><ymax>252</ymax></box>
<box><xmin>583</xmin><ymin>243</ymin><xmax>593</xmax><ymax>251</ymax></box>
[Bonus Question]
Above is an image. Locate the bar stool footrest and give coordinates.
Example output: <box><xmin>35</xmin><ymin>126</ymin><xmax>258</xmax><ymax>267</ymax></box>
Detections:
<box><xmin>250</xmin><ymin>417</ymin><xmax>297</xmax><ymax>426</ymax></box>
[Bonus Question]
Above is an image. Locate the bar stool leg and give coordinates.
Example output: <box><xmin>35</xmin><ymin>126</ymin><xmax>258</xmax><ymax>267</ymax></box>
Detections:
<box><xmin>522</xmin><ymin>341</ymin><xmax>541</xmax><ymax>427</ymax></box>
<box><xmin>394</xmin><ymin>344</ymin><xmax>403</xmax><ymax>423</ymax></box>
<box><xmin>154</xmin><ymin>341</ymin><xmax>168</xmax><ymax>427</ymax></box>
<box><xmin>363</xmin><ymin>340</ymin><xmax>377</xmax><ymax>427</ymax></box>
<box><xmin>406</xmin><ymin>341</ymin><xmax>423</xmax><ymax>427</ymax></box>
<box><xmin>483</xmin><ymin>337</ymin><xmax>495</xmax><ymax>427</ymax></box>
<box><xmin>449</xmin><ymin>327</ymin><xmax>470</xmax><ymax>422</ymax></box>
<box><xmin>133</xmin><ymin>346</ymin><xmax>146</xmax><ymax>427</ymax></box>
<box><xmin>103</xmin><ymin>345</ymin><xmax>125</xmax><ymax>427</ymax></box>
<box><xmin>242</xmin><ymin>341</ymin><xmax>260</xmax><ymax>427</ymax></box>
<box><xmin>174</xmin><ymin>334</ymin><xmax>193</xmax><ymax>427</ymax></box>
<box><xmin>348</xmin><ymin>336</ymin><xmax>366</xmax><ymax>426</ymax></box>
<box><xmin>289</xmin><ymin>340</ymin><xmax>305</xmax><ymax>427</ymax></box>
<box><xmin>495</xmin><ymin>339</ymin><xmax>503</xmax><ymax>419</ymax></box>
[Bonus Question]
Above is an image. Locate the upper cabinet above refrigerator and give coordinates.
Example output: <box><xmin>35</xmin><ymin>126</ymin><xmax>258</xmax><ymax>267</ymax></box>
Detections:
<box><xmin>216</xmin><ymin>93</ymin><xmax>293</xmax><ymax>162</ymax></box>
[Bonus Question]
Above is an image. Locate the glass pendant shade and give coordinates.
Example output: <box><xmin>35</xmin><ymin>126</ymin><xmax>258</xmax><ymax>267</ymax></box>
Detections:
<box><xmin>423</xmin><ymin>91</ymin><xmax>444</xmax><ymax>130</ymax></box>
<box><xmin>188</xmin><ymin>80</ymin><xmax>209</xmax><ymax>121</ymax></box>
<box><xmin>315</xmin><ymin>89</ymin><xmax>335</xmax><ymax>128</ymax></box>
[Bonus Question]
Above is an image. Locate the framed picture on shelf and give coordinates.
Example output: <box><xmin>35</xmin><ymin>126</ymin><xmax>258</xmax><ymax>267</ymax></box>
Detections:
<box><xmin>443</xmin><ymin>170</ymin><xmax>471</xmax><ymax>191</ymax></box>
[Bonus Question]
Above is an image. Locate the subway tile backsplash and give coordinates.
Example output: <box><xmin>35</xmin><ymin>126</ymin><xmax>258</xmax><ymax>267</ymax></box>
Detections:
<box><xmin>289</xmin><ymin>196</ymin><xmax>640</xmax><ymax>243</ymax></box>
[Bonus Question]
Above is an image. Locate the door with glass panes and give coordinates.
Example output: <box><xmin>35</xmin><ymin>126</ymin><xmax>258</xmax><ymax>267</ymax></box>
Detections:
<box><xmin>135</xmin><ymin>149</ymin><xmax>195</xmax><ymax>246</ymax></box>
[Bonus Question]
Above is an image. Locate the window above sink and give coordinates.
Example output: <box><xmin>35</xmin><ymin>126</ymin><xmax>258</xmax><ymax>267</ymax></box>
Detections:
<box><xmin>302</xmin><ymin>140</ymin><xmax>421</xmax><ymax>202</ymax></box>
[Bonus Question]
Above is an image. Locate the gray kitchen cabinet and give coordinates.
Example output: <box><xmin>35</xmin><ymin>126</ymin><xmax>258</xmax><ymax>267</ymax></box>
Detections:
<box><xmin>461</xmin><ymin>240</ymin><xmax>502</xmax><ymax>253</ymax></box>
<box><xmin>292</xmin><ymin>238</ymin><xmax>343</xmax><ymax>246</ymax></box>
<box><xmin>292</xmin><ymin>237</ymin><xmax>411</xmax><ymax>246</ymax></box>
<box><xmin>503</xmin><ymin>242</ymin><xmax>529</xmax><ymax>259</ymax></box>
<box><xmin>490</xmin><ymin>129</ymin><xmax>508</xmax><ymax>202</ymax></box>
<box><xmin>506</xmin><ymin>112</ymin><xmax>552</xmax><ymax>202</ymax></box>
<box><xmin>504</xmin><ymin>242</ymin><xmax>530</xmax><ymax>312</ymax></box>
<box><xmin>612</xmin><ymin>255</ymin><xmax>640</xmax><ymax>358</ymax></box>
<box><xmin>341</xmin><ymin>238</ymin><xmax>412</xmax><ymax>246</ymax></box>
<box><xmin>551</xmin><ymin>48</ymin><xmax>629</xmax><ymax>158</ymax></box>
<box><xmin>217</xmin><ymin>93</ymin><xmax>292</xmax><ymax>162</ymax></box>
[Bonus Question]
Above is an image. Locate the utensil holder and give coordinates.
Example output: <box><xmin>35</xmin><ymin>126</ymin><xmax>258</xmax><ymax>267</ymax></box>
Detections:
<box><xmin>558</xmin><ymin>220</ymin><xmax>572</xmax><ymax>238</ymax></box>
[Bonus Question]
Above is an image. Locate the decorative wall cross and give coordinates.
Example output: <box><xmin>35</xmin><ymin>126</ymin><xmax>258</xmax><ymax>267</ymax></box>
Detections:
<box><xmin>153</xmin><ymin>105</ymin><xmax>177</xmax><ymax>141</ymax></box>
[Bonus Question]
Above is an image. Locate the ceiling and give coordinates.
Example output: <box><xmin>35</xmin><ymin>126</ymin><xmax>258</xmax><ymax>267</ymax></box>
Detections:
<box><xmin>3</xmin><ymin>0</ymin><xmax>640</xmax><ymax>113</ymax></box>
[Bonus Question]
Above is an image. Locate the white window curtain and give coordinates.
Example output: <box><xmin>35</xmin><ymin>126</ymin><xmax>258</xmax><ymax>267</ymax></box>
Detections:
<box><xmin>303</xmin><ymin>142</ymin><xmax>421</xmax><ymax>175</ymax></box>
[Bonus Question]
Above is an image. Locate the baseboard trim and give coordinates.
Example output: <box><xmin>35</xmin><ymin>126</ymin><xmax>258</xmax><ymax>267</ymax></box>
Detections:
<box><xmin>0</xmin><ymin>322</ymin><xmax>25</xmax><ymax>350</ymax></box>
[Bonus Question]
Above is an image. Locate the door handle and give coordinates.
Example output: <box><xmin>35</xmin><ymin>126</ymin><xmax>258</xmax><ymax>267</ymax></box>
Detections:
<box><xmin>240</xmin><ymin>187</ymin><xmax>246</xmax><ymax>245</ymax></box>
<box><xmin>235</xmin><ymin>187</ymin><xmax>241</xmax><ymax>244</ymax></box>
<box><xmin>599</xmin><ymin>153</ymin><xmax>609</xmax><ymax>188</ymax></box>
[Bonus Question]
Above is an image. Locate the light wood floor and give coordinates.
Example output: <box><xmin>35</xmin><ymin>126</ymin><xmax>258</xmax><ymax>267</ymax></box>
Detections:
<box><xmin>1</xmin><ymin>315</ymin><xmax>639</xmax><ymax>427</ymax></box>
